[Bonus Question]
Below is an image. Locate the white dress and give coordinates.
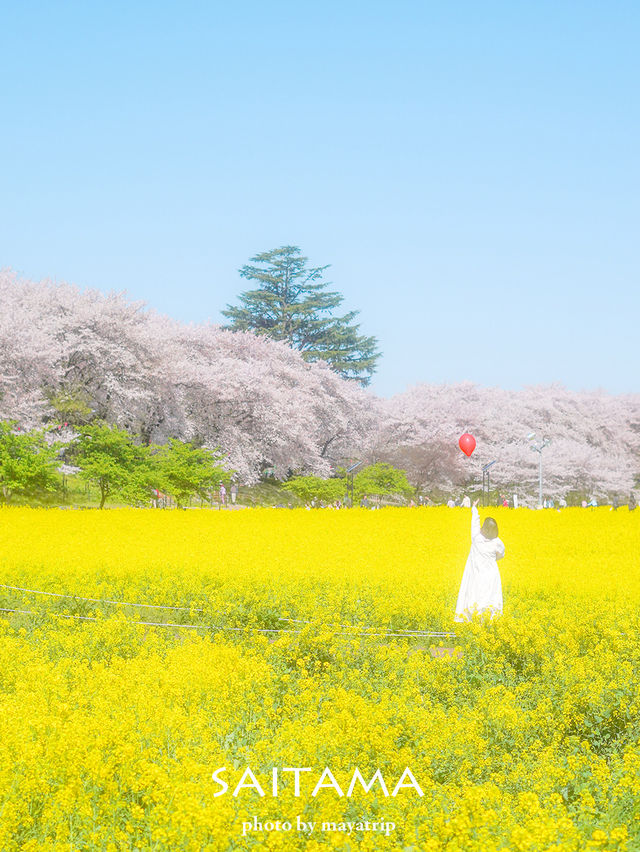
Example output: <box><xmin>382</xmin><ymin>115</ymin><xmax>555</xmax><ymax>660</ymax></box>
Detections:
<box><xmin>454</xmin><ymin>507</ymin><xmax>505</xmax><ymax>621</ymax></box>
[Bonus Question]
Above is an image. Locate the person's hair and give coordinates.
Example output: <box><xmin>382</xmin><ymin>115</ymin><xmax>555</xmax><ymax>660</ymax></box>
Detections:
<box><xmin>481</xmin><ymin>517</ymin><xmax>499</xmax><ymax>539</ymax></box>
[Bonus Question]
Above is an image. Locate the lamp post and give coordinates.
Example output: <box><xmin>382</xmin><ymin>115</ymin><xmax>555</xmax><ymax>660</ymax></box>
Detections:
<box><xmin>528</xmin><ymin>433</ymin><xmax>551</xmax><ymax>507</ymax></box>
<box><xmin>482</xmin><ymin>460</ymin><xmax>497</xmax><ymax>507</ymax></box>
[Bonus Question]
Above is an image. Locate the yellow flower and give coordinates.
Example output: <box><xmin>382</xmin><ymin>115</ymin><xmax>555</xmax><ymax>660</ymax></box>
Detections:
<box><xmin>0</xmin><ymin>506</ymin><xmax>637</xmax><ymax>850</ymax></box>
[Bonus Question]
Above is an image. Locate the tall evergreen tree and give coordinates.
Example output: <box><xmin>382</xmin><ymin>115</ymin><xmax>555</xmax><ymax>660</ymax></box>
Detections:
<box><xmin>222</xmin><ymin>246</ymin><xmax>380</xmax><ymax>386</ymax></box>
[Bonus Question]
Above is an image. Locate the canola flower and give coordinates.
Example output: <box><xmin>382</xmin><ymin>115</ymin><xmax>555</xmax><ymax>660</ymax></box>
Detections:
<box><xmin>0</xmin><ymin>506</ymin><xmax>639</xmax><ymax>851</ymax></box>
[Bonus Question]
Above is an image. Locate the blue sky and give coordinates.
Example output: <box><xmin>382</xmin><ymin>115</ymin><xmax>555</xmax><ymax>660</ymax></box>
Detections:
<box><xmin>1</xmin><ymin>1</ymin><xmax>638</xmax><ymax>397</ymax></box>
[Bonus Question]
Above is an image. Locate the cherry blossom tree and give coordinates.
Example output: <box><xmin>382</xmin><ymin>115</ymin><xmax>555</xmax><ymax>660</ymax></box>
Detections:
<box><xmin>1</xmin><ymin>269</ymin><xmax>638</xmax><ymax>497</ymax></box>
<box><xmin>375</xmin><ymin>383</ymin><xmax>640</xmax><ymax>499</ymax></box>
<box><xmin>0</xmin><ymin>271</ymin><xmax>375</xmax><ymax>484</ymax></box>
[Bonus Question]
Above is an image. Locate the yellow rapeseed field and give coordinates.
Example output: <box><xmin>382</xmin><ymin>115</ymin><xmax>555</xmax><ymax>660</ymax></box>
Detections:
<box><xmin>0</xmin><ymin>506</ymin><xmax>639</xmax><ymax>851</ymax></box>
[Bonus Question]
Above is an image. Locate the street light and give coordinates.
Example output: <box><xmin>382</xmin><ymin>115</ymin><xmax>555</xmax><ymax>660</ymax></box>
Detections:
<box><xmin>528</xmin><ymin>432</ymin><xmax>551</xmax><ymax>507</ymax></box>
<box><xmin>482</xmin><ymin>460</ymin><xmax>497</xmax><ymax>507</ymax></box>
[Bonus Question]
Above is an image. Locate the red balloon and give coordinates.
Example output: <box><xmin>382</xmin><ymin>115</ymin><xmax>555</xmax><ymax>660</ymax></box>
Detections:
<box><xmin>458</xmin><ymin>433</ymin><xmax>476</xmax><ymax>457</ymax></box>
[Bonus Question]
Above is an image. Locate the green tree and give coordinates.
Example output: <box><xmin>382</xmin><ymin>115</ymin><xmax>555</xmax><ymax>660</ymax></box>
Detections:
<box><xmin>354</xmin><ymin>462</ymin><xmax>413</xmax><ymax>501</ymax></box>
<box><xmin>0</xmin><ymin>422</ymin><xmax>59</xmax><ymax>503</ymax></box>
<box><xmin>72</xmin><ymin>422</ymin><xmax>151</xmax><ymax>508</ymax></box>
<box><xmin>153</xmin><ymin>439</ymin><xmax>229</xmax><ymax>508</ymax></box>
<box><xmin>283</xmin><ymin>475</ymin><xmax>347</xmax><ymax>504</ymax></box>
<box><xmin>222</xmin><ymin>246</ymin><xmax>380</xmax><ymax>386</ymax></box>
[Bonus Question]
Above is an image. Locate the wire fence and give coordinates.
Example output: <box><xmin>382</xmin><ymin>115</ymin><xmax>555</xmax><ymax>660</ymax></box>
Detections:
<box><xmin>0</xmin><ymin>583</ymin><xmax>457</xmax><ymax>640</ymax></box>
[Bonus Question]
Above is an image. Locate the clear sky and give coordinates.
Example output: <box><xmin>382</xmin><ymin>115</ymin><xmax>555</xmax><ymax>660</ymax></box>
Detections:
<box><xmin>1</xmin><ymin>1</ymin><xmax>638</xmax><ymax>397</ymax></box>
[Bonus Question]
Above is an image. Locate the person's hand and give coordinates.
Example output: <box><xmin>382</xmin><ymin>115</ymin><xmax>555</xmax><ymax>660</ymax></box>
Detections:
<box><xmin>473</xmin><ymin>499</ymin><xmax>479</xmax><ymax>508</ymax></box>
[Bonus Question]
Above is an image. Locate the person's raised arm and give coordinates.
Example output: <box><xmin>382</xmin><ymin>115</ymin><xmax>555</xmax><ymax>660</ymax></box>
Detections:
<box><xmin>471</xmin><ymin>499</ymin><xmax>481</xmax><ymax>538</ymax></box>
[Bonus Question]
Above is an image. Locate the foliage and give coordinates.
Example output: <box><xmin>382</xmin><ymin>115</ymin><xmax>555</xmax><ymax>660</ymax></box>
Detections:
<box><xmin>0</xmin><ymin>271</ymin><xmax>375</xmax><ymax>484</ymax></box>
<box><xmin>0</xmin><ymin>421</ymin><xmax>59</xmax><ymax>502</ymax></box>
<box><xmin>152</xmin><ymin>439</ymin><xmax>229</xmax><ymax>508</ymax></box>
<box><xmin>0</xmin><ymin>507</ymin><xmax>638</xmax><ymax>849</ymax></box>
<box><xmin>375</xmin><ymin>382</ymin><xmax>640</xmax><ymax>499</ymax></box>
<box><xmin>354</xmin><ymin>462</ymin><xmax>413</xmax><ymax>499</ymax></box>
<box><xmin>71</xmin><ymin>422</ymin><xmax>151</xmax><ymax>508</ymax></box>
<box><xmin>222</xmin><ymin>246</ymin><xmax>380</xmax><ymax>386</ymax></box>
<box><xmin>284</xmin><ymin>464</ymin><xmax>413</xmax><ymax>505</ymax></box>
<box><xmin>283</xmin><ymin>475</ymin><xmax>347</xmax><ymax>504</ymax></box>
<box><xmin>1</xmin><ymin>271</ymin><xmax>639</xmax><ymax>498</ymax></box>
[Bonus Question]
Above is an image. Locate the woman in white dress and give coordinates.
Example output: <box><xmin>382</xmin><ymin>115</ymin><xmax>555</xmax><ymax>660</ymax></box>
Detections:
<box><xmin>455</xmin><ymin>500</ymin><xmax>505</xmax><ymax>622</ymax></box>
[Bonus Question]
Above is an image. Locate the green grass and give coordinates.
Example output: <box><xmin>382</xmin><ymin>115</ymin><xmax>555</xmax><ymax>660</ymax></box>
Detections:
<box><xmin>1</xmin><ymin>474</ymin><xmax>306</xmax><ymax>510</ymax></box>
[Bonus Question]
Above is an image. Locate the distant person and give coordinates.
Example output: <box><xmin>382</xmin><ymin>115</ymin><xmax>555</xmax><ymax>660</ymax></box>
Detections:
<box><xmin>630</xmin><ymin>493</ymin><xmax>637</xmax><ymax>512</ymax></box>
<box><xmin>230</xmin><ymin>482</ymin><xmax>238</xmax><ymax>504</ymax></box>
<box><xmin>219</xmin><ymin>482</ymin><xmax>227</xmax><ymax>506</ymax></box>
<box><xmin>502</xmin><ymin>496</ymin><xmax>509</xmax><ymax>508</ymax></box>
<box><xmin>447</xmin><ymin>498</ymin><xmax>455</xmax><ymax>508</ymax></box>
<box><xmin>461</xmin><ymin>495</ymin><xmax>471</xmax><ymax>508</ymax></box>
<box><xmin>455</xmin><ymin>500</ymin><xmax>505</xmax><ymax>622</ymax></box>
<box><xmin>360</xmin><ymin>494</ymin><xmax>369</xmax><ymax>508</ymax></box>
<box><xmin>559</xmin><ymin>497</ymin><xmax>567</xmax><ymax>509</ymax></box>
<box><xmin>581</xmin><ymin>500</ymin><xmax>588</xmax><ymax>508</ymax></box>
<box><xmin>588</xmin><ymin>498</ymin><xmax>598</xmax><ymax>509</ymax></box>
